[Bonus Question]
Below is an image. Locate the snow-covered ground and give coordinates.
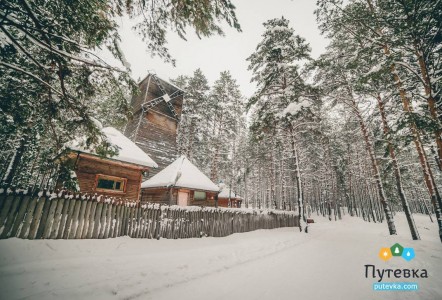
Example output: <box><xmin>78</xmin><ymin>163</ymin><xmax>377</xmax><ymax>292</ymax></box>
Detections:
<box><xmin>0</xmin><ymin>212</ymin><xmax>441</xmax><ymax>300</ymax></box>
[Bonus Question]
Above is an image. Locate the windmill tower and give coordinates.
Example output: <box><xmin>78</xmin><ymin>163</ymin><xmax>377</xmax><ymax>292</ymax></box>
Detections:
<box><xmin>124</xmin><ymin>73</ymin><xmax>185</xmax><ymax>175</ymax></box>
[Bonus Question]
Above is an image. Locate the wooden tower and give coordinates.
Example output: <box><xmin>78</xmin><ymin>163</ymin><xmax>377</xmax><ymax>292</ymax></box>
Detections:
<box><xmin>124</xmin><ymin>73</ymin><xmax>184</xmax><ymax>175</ymax></box>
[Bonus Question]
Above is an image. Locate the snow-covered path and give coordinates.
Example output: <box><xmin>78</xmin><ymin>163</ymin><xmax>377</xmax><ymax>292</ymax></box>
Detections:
<box><xmin>0</xmin><ymin>213</ymin><xmax>441</xmax><ymax>300</ymax></box>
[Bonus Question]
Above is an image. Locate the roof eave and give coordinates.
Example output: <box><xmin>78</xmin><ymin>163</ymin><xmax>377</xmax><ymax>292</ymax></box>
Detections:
<box><xmin>141</xmin><ymin>184</ymin><xmax>219</xmax><ymax>193</ymax></box>
<box><xmin>67</xmin><ymin>149</ymin><xmax>157</xmax><ymax>169</ymax></box>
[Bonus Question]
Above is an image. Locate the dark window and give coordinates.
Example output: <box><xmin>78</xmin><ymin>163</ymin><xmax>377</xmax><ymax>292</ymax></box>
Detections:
<box><xmin>95</xmin><ymin>175</ymin><xmax>126</xmax><ymax>192</ymax></box>
<box><xmin>97</xmin><ymin>179</ymin><xmax>114</xmax><ymax>189</ymax></box>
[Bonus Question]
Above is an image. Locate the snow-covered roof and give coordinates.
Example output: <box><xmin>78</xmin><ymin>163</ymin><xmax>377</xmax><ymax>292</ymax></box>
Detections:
<box><xmin>141</xmin><ymin>156</ymin><xmax>219</xmax><ymax>192</ymax></box>
<box><xmin>218</xmin><ymin>186</ymin><xmax>242</xmax><ymax>199</ymax></box>
<box><xmin>69</xmin><ymin>127</ymin><xmax>158</xmax><ymax>168</ymax></box>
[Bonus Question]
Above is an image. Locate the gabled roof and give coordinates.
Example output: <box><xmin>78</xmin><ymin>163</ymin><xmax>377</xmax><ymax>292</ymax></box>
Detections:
<box><xmin>68</xmin><ymin>127</ymin><xmax>158</xmax><ymax>168</ymax></box>
<box><xmin>141</xmin><ymin>156</ymin><xmax>219</xmax><ymax>192</ymax></box>
<box><xmin>138</xmin><ymin>73</ymin><xmax>186</xmax><ymax>93</ymax></box>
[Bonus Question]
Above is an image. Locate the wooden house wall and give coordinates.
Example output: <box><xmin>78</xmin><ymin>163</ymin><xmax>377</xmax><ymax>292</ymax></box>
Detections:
<box><xmin>74</xmin><ymin>154</ymin><xmax>143</xmax><ymax>200</ymax></box>
<box><xmin>218</xmin><ymin>198</ymin><xmax>243</xmax><ymax>208</ymax></box>
<box><xmin>146</xmin><ymin>110</ymin><xmax>177</xmax><ymax>132</ymax></box>
<box><xmin>141</xmin><ymin>188</ymin><xmax>216</xmax><ymax>207</ymax></box>
<box><xmin>218</xmin><ymin>198</ymin><xmax>229</xmax><ymax>208</ymax></box>
<box><xmin>189</xmin><ymin>190</ymin><xmax>217</xmax><ymax>207</ymax></box>
<box><xmin>125</xmin><ymin>75</ymin><xmax>184</xmax><ymax>176</ymax></box>
<box><xmin>129</xmin><ymin>111</ymin><xmax>179</xmax><ymax>175</ymax></box>
<box><xmin>140</xmin><ymin>188</ymin><xmax>173</xmax><ymax>205</ymax></box>
<box><xmin>123</xmin><ymin>110</ymin><xmax>140</xmax><ymax>141</ymax></box>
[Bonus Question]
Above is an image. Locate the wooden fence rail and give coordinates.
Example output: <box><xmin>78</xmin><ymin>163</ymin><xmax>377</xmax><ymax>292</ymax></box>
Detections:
<box><xmin>0</xmin><ymin>188</ymin><xmax>299</xmax><ymax>240</ymax></box>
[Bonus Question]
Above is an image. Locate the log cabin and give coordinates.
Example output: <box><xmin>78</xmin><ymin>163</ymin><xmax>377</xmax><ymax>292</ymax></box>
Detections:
<box><xmin>124</xmin><ymin>73</ymin><xmax>184</xmax><ymax>176</ymax></box>
<box><xmin>141</xmin><ymin>156</ymin><xmax>219</xmax><ymax>206</ymax></box>
<box><xmin>218</xmin><ymin>186</ymin><xmax>243</xmax><ymax>208</ymax></box>
<box><xmin>66</xmin><ymin>127</ymin><xmax>158</xmax><ymax>201</ymax></box>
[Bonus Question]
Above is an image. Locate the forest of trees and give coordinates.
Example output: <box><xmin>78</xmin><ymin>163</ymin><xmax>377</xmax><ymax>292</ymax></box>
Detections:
<box><xmin>171</xmin><ymin>0</ymin><xmax>442</xmax><ymax>240</ymax></box>
<box><xmin>1</xmin><ymin>0</ymin><xmax>441</xmax><ymax>241</ymax></box>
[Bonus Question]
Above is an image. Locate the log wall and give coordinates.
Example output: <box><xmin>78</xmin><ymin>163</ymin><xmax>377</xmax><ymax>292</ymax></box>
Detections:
<box><xmin>128</xmin><ymin>111</ymin><xmax>180</xmax><ymax>175</ymax></box>
<box><xmin>124</xmin><ymin>74</ymin><xmax>184</xmax><ymax>176</ymax></box>
<box><xmin>141</xmin><ymin>188</ymin><xmax>171</xmax><ymax>205</ymax></box>
<box><xmin>0</xmin><ymin>188</ymin><xmax>299</xmax><ymax>240</ymax></box>
<box><xmin>141</xmin><ymin>188</ymin><xmax>218</xmax><ymax>207</ymax></box>
<box><xmin>218</xmin><ymin>198</ymin><xmax>243</xmax><ymax>208</ymax></box>
<box><xmin>73</xmin><ymin>154</ymin><xmax>143</xmax><ymax>200</ymax></box>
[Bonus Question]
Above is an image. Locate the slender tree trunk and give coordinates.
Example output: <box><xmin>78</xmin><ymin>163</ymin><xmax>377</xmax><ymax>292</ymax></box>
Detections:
<box><xmin>210</xmin><ymin>145</ymin><xmax>219</xmax><ymax>182</ymax></box>
<box><xmin>347</xmin><ymin>144</ymin><xmax>356</xmax><ymax>216</ymax></box>
<box><xmin>269</xmin><ymin>135</ymin><xmax>276</xmax><ymax>209</ymax></box>
<box><xmin>257</xmin><ymin>164</ymin><xmax>262</xmax><ymax>209</ymax></box>
<box><xmin>3</xmin><ymin>134</ymin><xmax>27</xmax><ymax>185</ymax></box>
<box><xmin>244</xmin><ymin>170</ymin><xmax>248</xmax><ymax>208</ymax></box>
<box><xmin>187</xmin><ymin>122</ymin><xmax>195</xmax><ymax>159</ymax></box>
<box><xmin>345</xmin><ymin>87</ymin><xmax>397</xmax><ymax>235</ymax></box>
<box><xmin>414</xmin><ymin>44</ymin><xmax>442</xmax><ymax>171</ymax></box>
<box><xmin>289</xmin><ymin>125</ymin><xmax>306</xmax><ymax>232</ymax></box>
<box><xmin>210</xmin><ymin>115</ymin><xmax>223</xmax><ymax>182</ymax></box>
<box><xmin>281</xmin><ymin>156</ymin><xmax>287</xmax><ymax>210</ymax></box>
<box><xmin>376</xmin><ymin>94</ymin><xmax>420</xmax><ymax>240</ymax></box>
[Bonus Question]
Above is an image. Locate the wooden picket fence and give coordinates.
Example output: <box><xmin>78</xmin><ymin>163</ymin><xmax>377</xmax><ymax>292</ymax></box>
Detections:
<box><xmin>0</xmin><ymin>188</ymin><xmax>299</xmax><ymax>240</ymax></box>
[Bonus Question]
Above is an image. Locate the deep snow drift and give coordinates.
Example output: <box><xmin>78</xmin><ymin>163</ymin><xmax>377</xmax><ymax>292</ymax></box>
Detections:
<box><xmin>0</xmin><ymin>212</ymin><xmax>441</xmax><ymax>300</ymax></box>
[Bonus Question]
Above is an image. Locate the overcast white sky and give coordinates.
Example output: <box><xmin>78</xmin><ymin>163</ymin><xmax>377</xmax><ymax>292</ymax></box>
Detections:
<box><xmin>114</xmin><ymin>0</ymin><xmax>328</xmax><ymax>98</ymax></box>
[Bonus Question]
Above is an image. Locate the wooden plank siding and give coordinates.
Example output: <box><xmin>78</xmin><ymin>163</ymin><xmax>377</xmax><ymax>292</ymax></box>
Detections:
<box><xmin>141</xmin><ymin>188</ymin><xmax>217</xmax><ymax>207</ymax></box>
<box><xmin>218</xmin><ymin>199</ymin><xmax>229</xmax><ymax>207</ymax></box>
<box><xmin>189</xmin><ymin>190</ymin><xmax>217</xmax><ymax>207</ymax></box>
<box><xmin>218</xmin><ymin>198</ymin><xmax>243</xmax><ymax>208</ymax></box>
<box><xmin>124</xmin><ymin>74</ymin><xmax>184</xmax><ymax>176</ymax></box>
<box><xmin>141</xmin><ymin>188</ymin><xmax>172</xmax><ymax>205</ymax></box>
<box><xmin>130</xmin><ymin>111</ymin><xmax>179</xmax><ymax>175</ymax></box>
<box><xmin>73</xmin><ymin>154</ymin><xmax>144</xmax><ymax>200</ymax></box>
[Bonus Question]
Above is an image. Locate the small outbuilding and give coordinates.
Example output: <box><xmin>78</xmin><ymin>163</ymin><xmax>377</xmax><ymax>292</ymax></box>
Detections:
<box><xmin>141</xmin><ymin>155</ymin><xmax>219</xmax><ymax>206</ymax></box>
<box><xmin>66</xmin><ymin>127</ymin><xmax>158</xmax><ymax>200</ymax></box>
<box><xmin>218</xmin><ymin>186</ymin><xmax>243</xmax><ymax>208</ymax></box>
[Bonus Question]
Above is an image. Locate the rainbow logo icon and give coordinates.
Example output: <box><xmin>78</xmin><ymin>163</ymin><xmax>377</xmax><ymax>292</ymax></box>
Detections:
<box><xmin>379</xmin><ymin>243</ymin><xmax>415</xmax><ymax>261</ymax></box>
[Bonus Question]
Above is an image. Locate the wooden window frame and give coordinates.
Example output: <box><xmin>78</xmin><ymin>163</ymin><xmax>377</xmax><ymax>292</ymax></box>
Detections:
<box><xmin>94</xmin><ymin>174</ymin><xmax>127</xmax><ymax>194</ymax></box>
